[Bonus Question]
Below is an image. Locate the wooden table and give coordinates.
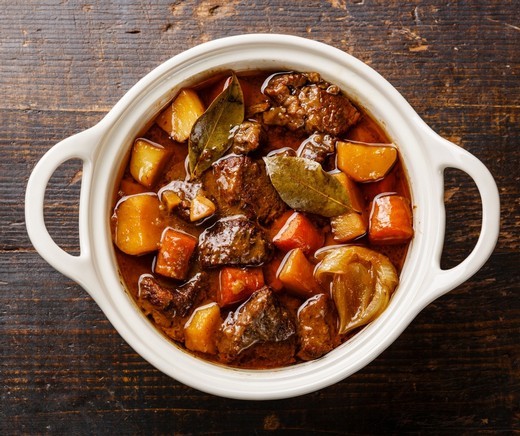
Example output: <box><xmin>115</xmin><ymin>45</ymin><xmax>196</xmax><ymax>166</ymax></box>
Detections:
<box><xmin>2</xmin><ymin>1</ymin><xmax>518</xmax><ymax>433</ymax></box>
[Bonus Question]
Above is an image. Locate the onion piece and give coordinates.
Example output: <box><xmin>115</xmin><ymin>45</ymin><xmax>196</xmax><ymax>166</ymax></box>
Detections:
<box><xmin>314</xmin><ymin>246</ymin><xmax>398</xmax><ymax>335</ymax></box>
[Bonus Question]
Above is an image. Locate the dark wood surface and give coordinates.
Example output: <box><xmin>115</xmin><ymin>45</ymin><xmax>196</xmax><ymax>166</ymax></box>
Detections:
<box><xmin>1</xmin><ymin>0</ymin><xmax>518</xmax><ymax>433</ymax></box>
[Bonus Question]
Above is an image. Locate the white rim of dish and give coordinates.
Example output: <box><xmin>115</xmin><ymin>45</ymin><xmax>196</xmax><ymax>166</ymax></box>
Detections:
<box><xmin>25</xmin><ymin>34</ymin><xmax>500</xmax><ymax>400</ymax></box>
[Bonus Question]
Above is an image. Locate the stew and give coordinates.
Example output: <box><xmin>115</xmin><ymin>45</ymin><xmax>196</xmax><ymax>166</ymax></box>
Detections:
<box><xmin>111</xmin><ymin>70</ymin><xmax>413</xmax><ymax>369</ymax></box>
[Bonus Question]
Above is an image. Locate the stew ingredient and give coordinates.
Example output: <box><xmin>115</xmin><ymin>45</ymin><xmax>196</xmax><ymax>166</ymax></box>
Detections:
<box><xmin>111</xmin><ymin>70</ymin><xmax>413</xmax><ymax>369</ymax></box>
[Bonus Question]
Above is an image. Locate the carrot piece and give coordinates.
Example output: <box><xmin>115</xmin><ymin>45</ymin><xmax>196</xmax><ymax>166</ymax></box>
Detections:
<box><xmin>218</xmin><ymin>267</ymin><xmax>265</xmax><ymax>307</ymax></box>
<box><xmin>263</xmin><ymin>255</ymin><xmax>284</xmax><ymax>292</ymax></box>
<box><xmin>267</xmin><ymin>210</ymin><xmax>294</xmax><ymax>241</ymax></box>
<box><xmin>278</xmin><ymin>248</ymin><xmax>323</xmax><ymax>298</ymax></box>
<box><xmin>272</xmin><ymin>212</ymin><xmax>324</xmax><ymax>255</ymax></box>
<box><xmin>369</xmin><ymin>195</ymin><xmax>413</xmax><ymax>244</ymax></box>
<box><xmin>154</xmin><ymin>228</ymin><xmax>198</xmax><ymax>280</ymax></box>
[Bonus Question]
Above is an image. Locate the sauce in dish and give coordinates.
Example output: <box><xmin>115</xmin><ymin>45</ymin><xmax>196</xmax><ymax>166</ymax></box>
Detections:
<box><xmin>111</xmin><ymin>70</ymin><xmax>413</xmax><ymax>368</ymax></box>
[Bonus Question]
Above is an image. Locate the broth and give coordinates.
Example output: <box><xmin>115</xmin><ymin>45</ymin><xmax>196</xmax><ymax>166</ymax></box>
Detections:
<box><xmin>112</xmin><ymin>70</ymin><xmax>413</xmax><ymax>369</ymax></box>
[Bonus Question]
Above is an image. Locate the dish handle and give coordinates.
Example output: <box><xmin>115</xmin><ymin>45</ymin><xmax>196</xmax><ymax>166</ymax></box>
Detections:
<box><xmin>25</xmin><ymin>127</ymin><xmax>102</xmax><ymax>296</ymax></box>
<box><xmin>418</xmin><ymin>128</ymin><xmax>500</xmax><ymax>307</ymax></box>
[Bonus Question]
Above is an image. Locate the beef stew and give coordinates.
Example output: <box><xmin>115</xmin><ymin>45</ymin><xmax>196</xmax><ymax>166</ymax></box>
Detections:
<box><xmin>111</xmin><ymin>70</ymin><xmax>413</xmax><ymax>369</ymax></box>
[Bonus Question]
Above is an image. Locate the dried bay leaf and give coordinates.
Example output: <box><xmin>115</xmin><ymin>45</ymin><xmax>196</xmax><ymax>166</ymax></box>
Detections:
<box><xmin>188</xmin><ymin>74</ymin><xmax>244</xmax><ymax>178</ymax></box>
<box><xmin>263</xmin><ymin>155</ymin><xmax>352</xmax><ymax>217</ymax></box>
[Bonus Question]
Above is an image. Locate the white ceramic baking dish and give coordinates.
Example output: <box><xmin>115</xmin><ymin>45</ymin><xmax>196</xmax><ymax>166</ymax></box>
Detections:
<box><xmin>25</xmin><ymin>34</ymin><xmax>500</xmax><ymax>400</ymax></box>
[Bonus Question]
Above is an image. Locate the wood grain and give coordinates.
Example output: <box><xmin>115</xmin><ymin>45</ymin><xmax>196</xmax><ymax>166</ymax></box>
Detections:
<box><xmin>1</xmin><ymin>0</ymin><xmax>518</xmax><ymax>433</ymax></box>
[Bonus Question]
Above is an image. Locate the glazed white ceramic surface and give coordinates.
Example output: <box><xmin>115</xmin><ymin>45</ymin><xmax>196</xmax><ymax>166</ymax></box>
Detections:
<box><xmin>25</xmin><ymin>34</ymin><xmax>500</xmax><ymax>400</ymax></box>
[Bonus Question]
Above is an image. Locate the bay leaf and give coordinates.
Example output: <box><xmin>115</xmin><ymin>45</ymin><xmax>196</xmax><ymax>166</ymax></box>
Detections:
<box><xmin>263</xmin><ymin>155</ymin><xmax>352</xmax><ymax>217</ymax></box>
<box><xmin>188</xmin><ymin>74</ymin><xmax>244</xmax><ymax>178</ymax></box>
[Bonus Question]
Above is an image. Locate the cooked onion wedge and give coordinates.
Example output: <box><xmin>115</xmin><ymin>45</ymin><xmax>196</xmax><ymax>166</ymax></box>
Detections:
<box><xmin>314</xmin><ymin>245</ymin><xmax>398</xmax><ymax>334</ymax></box>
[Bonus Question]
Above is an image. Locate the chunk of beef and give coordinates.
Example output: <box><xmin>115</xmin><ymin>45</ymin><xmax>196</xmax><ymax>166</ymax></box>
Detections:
<box><xmin>298</xmin><ymin>133</ymin><xmax>336</xmax><ymax>164</ymax></box>
<box><xmin>297</xmin><ymin>293</ymin><xmax>337</xmax><ymax>361</ymax></box>
<box><xmin>229</xmin><ymin>121</ymin><xmax>266</xmax><ymax>155</ymax></box>
<box><xmin>138</xmin><ymin>272</ymin><xmax>208</xmax><ymax>317</ymax></box>
<box><xmin>198</xmin><ymin>215</ymin><xmax>273</xmax><ymax>267</ymax></box>
<box><xmin>262</xmin><ymin>72</ymin><xmax>361</xmax><ymax>136</ymax></box>
<box><xmin>263</xmin><ymin>72</ymin><xmax>312</xmax><ymax>104</ymax></box>
<box><xmin>204</xmin><ymin>155</ymin><xmax>286</xmax><ymax>224</ymax></box>
<box><xmin>137</xmin><ymin>273</ymin><xmax>208</xmax><ymax>343</ymax></box>
<box><xmin>218</xmin><ymin>287</ymin><xmax>296</xmax><ymax>362</ymax></box>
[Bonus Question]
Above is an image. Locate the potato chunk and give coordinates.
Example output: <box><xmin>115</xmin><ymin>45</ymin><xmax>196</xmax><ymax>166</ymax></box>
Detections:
<box><xmin>113</xmin><ymin>194</ymin><xmax>164</xmax><ymax>255</ymax></box>
<box><xmin>160</xmin><ymin>190</ymin><xmax>182</xmax><ymax>213</ymax></box>
<box><xmin>184</xmin><ymin>302</ymin><xmax>221</xmax><ymax>354</ymax></box>
<box><xmin>189</xmin><ymin>194</ymin><xmax>216</xmax><ymax>222</ymax></box>
<box><xmin>337</xmin><ymin>141</ymin><xmax>397</xmax><ymax>182</ymax></box>
<box><xmin>129</xmin><ymin>138</ymin><xmax>171</xmax><ymax>188</ymax></box>
<box><xmin>331</xmin><ymin>212</ymin><xmax>367</xmax><ymax>242</ymax></box>
<box><xmin>156</xmin><ymin>89</ymin><xmax>205</xmax><ymax>142</ymax></box>
<box><xmin>330</xmin><ymin>172</ymin><xmax>367</xmax><ymax>242</ymax></box>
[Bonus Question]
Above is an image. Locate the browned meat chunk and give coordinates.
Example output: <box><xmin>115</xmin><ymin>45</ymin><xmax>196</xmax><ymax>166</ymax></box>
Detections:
<box><xmin>297</xmin><ymin>293</ymin><xmax>337</xmax><ymax>361</ymax></box>
<box><xmin>298</xmin><ymin>133</ymin><xmax>336</xmax><ymax>164</ymax></box>
<box><xmin>138</xmin><ymin>272</ymin><xmax>207</xmax><ymax>317</ymax></box>
<box><xmin>198</xmin><ymin>215</ymin><xmax>273</xmax><ymax>267</ymax></box>
<box><xmin>262</xmin><ymin>72</ymin><xmax>361</xmax><ymax>136</ymax></box>
<box><xmin>230</xmin><ymin>121</ymin><xmax>266</xmax><ymax>155</ymax></box>
<box><xmin>204</xmin><ymin>155</ymin><xmax>286</xmax><ymax>224</ymax></box>
<box><xmin>263</xmin><ymin>72</ymin><xmax>310</xmax><ymax>102</ymax></box>
<box><xmin>218</xmin><ymin>287</ymin><xmax>296</xmax><ymax>362</ymax></box>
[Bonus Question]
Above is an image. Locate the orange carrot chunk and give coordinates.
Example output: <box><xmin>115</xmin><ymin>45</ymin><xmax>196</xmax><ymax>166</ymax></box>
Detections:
<box><xmin>277</xmin><ymin>248</ymin><xmax>323</xmax><ymax>298</ymax></box>
<box><xmin>218</xmin><ymin>267</ymin><xmax>265</xmax><ymax>307</ymax></box>
<box><xmin>369</xmin><ymin>195</ymin><xmax>413</xmax><ymax>244</ymax></box>
<box><xmin>155</xmin><ymin>228</ymin><xmax>198</xmax><ymax>280</ymax></box>
<box><xmin>272</xmin><ymin>212</ymin><xmax>324</xmax><ymax>255</ymax></box>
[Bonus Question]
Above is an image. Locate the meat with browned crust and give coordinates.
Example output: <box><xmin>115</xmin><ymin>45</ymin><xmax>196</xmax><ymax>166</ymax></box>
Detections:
<box><xmin>298</xmin><ymin>133</ymin><xmax>336</xmax><ymax>164</ymax></box>
<box><xmin>218</xmin><ymin>287</ymin><xmax>296</xmax><ymax>362</ymax></box>
<box><xmin>297</xmin><ymin>293</ymin><xmax>338</xmax><ymax>361</ymax></box>
<box><xmin>198</xmin><ymin>215</ymin><xmax>273</xmax><ymax>267</ymax></box>
<box><xmin>229</xmin><ymin>121</ymin><xmax>266</xmax><ymax>155</ymax></box>
<box><xmin>138</xmin><ymin>272</ymin><xmax>207</xmax><ymax>317</ymax></box>
<box><xmin>204</xmin><ymin>155</ymin><xmax>286</xmax><ymax>224</ymax></box>
<box><xmin>262</xmin><ymin>72</ymin><xmax>361</xmax><ymax>136</ymax></box>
